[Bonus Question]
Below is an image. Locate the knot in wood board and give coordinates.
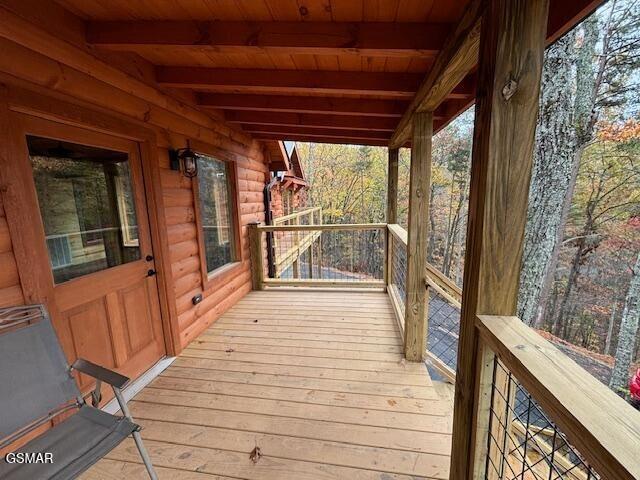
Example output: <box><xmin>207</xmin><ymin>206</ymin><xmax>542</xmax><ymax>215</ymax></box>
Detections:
<box><xmin>502</xmin><ymin>78</ymin><xmax>518</xmax><ymax>101</ymax></box>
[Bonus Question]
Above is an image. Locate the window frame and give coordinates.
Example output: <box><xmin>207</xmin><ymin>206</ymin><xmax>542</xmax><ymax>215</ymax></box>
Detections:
<box><xmin>24</xmin><ymin>128</ymin><xmax>150</xmax><ymax>286</ymax></box>
<box><xmin>191</xmin><ymin>147</ymin><xmax>243</xmax><ymax>290</ymax></box>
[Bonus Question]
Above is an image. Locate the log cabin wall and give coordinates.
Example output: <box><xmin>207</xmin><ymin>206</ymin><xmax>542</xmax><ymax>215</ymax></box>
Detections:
<box><xmin>0</xmin><ymin>0</ymin><xmax>270</xmax><ymax>355</ymax></box>
<box><xmin>166</xmin><ymin>147</ymin><xmax>268</xmax><ymax>350</ymax></box>
<box><xmin>269</xmin><ymin>184</ymin><xmax>308</xmax><ymax>219</ymax></box>
<box><xmin>0</xmin><ymin>196</ymin><xmax>24</xmax><ymax>307</ymax></box>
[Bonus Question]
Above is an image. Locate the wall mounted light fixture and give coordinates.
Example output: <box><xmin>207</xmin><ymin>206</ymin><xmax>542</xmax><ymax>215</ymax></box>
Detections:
<box><xmin>169</xmin><ymin>141</ymin><xmax>199</xmax><ymax>178</ymax></box>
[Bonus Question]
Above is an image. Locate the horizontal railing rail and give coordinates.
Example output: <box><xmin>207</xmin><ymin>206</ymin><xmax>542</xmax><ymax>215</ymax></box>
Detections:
<box><xmin>272</xmin><ymin>206</ymin><xmax>322</xmax><ymax>226</ymax></box>
<box><xmin>261</xmin><ymin>223</ymin><xmax>387</xmax><ymax>232</ymax></box>
<box><xmin>475</xmin><ymin>314</ymin><xmax>640</xmax><ymax>480</ymax></box>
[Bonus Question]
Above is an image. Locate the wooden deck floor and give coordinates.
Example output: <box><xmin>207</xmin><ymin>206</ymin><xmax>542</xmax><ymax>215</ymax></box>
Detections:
<box><xmin>82</xmin><ymin>290</ymin><xmax>452</xmax><ymax>480</ymax></box>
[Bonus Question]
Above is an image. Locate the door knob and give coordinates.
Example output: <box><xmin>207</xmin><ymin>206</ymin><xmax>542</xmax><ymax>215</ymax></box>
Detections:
<box><xmin>145</xmin><ymin>255</ymin><xmax>154</xmax><ymax>261</ymax></box>
<box><xmin>147</xmin><ymin>269</ymin><xmax>157</xmax><ymax>277</ymax></box>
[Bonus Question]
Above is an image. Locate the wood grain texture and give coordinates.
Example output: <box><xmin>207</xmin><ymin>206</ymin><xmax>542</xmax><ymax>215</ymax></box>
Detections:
<box><xmin>404</xmin><ymin>111</ymin><xmax>433</xmax><ymax>361</ymax></box>
<box><xmin>227</xmin><ymin>110</ymin><xmax>398</xmax><ymax>131</ymax></box>
<box><xmin>449</xmin><ymin>1</ymin><xmax>550</xmax><ymax>479</ymax></box>
<box><xmin>198</xmin><ymin>93</ymin><xmax>409</xmax><ymax>117</ymax></box>
<box><xmin>389</xmin><ymin>0</ymin><xmax>482</xmax><ymax>148</ymax></box>
<box><xmin>477</xmin><ymin>315</ymin><xmax>640</xmax><ymax>480</ymax></box>
<box><xmin>248</xmin><ymin>223</ymin><xmax>264</xmax><ymax>290</ymax></box>
<box><xmin>82</xmin><ymin>290</ymin><xmax>453</xmax><ymax>480</ymax></box>
<box><xmin>156</xmin><ymin>67</ymin><xmax>424</xmax><ymax>98</ymax></box>
<box><xmin>87</xmin><ymin>21</ymin><xmax>450</xmax><ymax>58</ymax></box>
<box><xmin>0</xmin><ymin>4</ymin><xmax>268</xmax><ymax>362</ymax></box>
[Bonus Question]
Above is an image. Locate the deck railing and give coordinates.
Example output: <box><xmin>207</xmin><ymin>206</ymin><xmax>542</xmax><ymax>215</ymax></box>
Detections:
<box><xmin>250</xmin><ymin>221</ymin><xmax>387</xmax><ymax>289</ymax></box>
<box><xmin>272</xmin><ymin>206</ymin><xmax>322</xmax><ymax>227</ymax></box>
<box><xmin>473</xmin><ymin>315</ymin><xmax>640</xmax><ymax>480</ymax></box>
<box><xmin>249</xmin><ymin>221</ymin><xmax>640</xmax><ymax>479</ymax></box>
<box><xmin>387</xmin><ymin>224</ymin><xmax>407</xmax><ymax>331</ymax></box>
<box><xmin>269</xmin><ymin>206</ymin><xmax>323</xmax><ymax>278</ymax></box>
<box><xmin>386</xmin><ymin>223</ymin><xmax>462</xmax><ymax>382</ymax></box>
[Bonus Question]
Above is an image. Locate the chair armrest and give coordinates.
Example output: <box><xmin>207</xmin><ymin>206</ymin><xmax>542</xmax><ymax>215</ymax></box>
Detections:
<box><xmin>72</xmin><ymin>358</ymin><xmax>129</xmax><ymax>389</ymax></box>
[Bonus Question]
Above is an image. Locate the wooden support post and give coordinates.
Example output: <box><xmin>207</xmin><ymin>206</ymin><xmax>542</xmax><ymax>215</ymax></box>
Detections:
<box><xmin>248</xmin><ymin>222</ymin><xmax>264</xmax><ymax>290</ymax></box>
<box><xmin>404</xmin><ymin>111</ymin><xmax>433</xmax><ymax>361</ymax></box>
<box><xmin>449</xmin><ymin>0</ymin><xmax>550</xmax><ymax>479</ymax></box>
<box><xmin>386</xmin><ymin>148</ymin><xmax>399</xmax><ymax>224</ymax></box>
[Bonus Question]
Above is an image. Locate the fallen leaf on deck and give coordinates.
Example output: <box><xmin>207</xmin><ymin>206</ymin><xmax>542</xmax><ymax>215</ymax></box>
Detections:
<box><xmin>249</xmin><ymin>446</ymin><xmax>262</xmax><ymax>463</ymax></box>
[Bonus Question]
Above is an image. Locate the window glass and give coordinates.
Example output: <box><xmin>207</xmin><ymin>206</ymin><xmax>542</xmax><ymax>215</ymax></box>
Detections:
<box><xmin>28</xmin><ymin>136</ymin><xmax>141</xmax><ymax>283</ymax></box>
<box><xmin>197</xmin><ymin>155</ymin><xmax>236</xmax><ymax>273</ymax></box>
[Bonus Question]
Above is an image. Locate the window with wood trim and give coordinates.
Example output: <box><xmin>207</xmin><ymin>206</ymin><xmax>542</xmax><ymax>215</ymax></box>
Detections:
<box><xmin>194</xmin><ymin>154</ymin><xmax>239</xmax><ymax>275</ymax></box>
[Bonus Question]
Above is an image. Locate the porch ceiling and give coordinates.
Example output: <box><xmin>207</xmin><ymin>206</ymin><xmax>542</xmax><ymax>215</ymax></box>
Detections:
<box><xmin>59</xmin><ymin>0</ymin><xmax>603</xmax><ymax>147</ymax></box>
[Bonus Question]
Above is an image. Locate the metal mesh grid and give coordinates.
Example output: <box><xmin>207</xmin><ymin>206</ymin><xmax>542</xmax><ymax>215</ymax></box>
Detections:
<box><xmin>275</xmin><ymin>228</ymin><xmax>385</xmax><ymax>282</ymax></box>
<box><xmin>390</xmin><ymin>236</ymin><xmax>407</xmax><ymax>301</ymax></box>
<box><xmin>485</xmin><ymin>357</ymin><xmax>600</xmax><ymax>480</ymax></box>
<box><xmin>427</xmin><ymin>289</ymin><xmax>460</xmax><ymax>370</ymax></box>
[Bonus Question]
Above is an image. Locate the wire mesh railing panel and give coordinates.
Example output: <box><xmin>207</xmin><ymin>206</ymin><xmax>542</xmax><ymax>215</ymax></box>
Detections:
<box><xmin>272</xmin><ymin>227</ymin><xmax>385</xmax><ymax>283</ymax></box>
<box><xmin>427</xmin><ymin>289</ymin><xmax>461</xmax><ymax>371</ymax></box>
<box><xmin>485</xmin><ymin>357</ymin><xmax>600</xmax><ymax>480</ymax></box>
<box><xmin>390</xmin><ymin>235</ymin><xmax>407</xmax><ymax>305</ymax></box>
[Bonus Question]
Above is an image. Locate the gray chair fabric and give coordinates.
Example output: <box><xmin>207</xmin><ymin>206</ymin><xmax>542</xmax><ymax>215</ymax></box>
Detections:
<box><xmin>0</xmin><ymin>305</ymin><xmax>157</xmax><ymax>480</ymax></box>
<box><xmin>0</xmin><ymin>405</ymin><xmax>138</xmax><ymax>480</ymax></box>
<box><xmin>0</xmin><ymin>309</ymin><xmax>80</xmax><ymax>440</ymax></box>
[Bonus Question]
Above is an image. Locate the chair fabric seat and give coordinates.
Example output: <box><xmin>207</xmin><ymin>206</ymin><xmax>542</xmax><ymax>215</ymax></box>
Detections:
<box><xmin>0</xmin><ymin>406</ymin><xmax>138</xmax><ymax>480</ymax></box>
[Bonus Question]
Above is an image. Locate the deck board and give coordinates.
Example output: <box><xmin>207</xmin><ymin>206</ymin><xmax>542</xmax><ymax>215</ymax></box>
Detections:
<box><xmin>82</xmin><ymin>290</ymin><xmax>452</xmax><ymax>479</ymax></box>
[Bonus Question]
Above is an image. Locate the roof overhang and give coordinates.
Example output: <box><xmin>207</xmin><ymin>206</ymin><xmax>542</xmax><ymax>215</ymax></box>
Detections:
<box><xmin>77</xmin><ymin>0</ymin><xmax>606</xmax><ymax>147</ymax></box>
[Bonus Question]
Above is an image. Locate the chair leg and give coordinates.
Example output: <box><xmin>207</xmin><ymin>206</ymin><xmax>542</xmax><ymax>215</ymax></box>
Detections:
<box><xmin>132</xmin><ymin>430</ymin><xmax>158</xmax><ymax>480</ymax></box>
<box><xmin>112</xmin><ymin>386</ymin><xmax>158</xmax><ymax>480</ymax></box>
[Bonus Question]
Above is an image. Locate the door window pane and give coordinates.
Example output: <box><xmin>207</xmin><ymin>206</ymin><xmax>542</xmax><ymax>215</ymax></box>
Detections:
<box><xmin>28</xmin><ymin>136</ymin><xmax>141</xmax><ymax>283</ymax></box>
<box><xmin>197</xmin><ymin>155</ymin><xmax>236</xmax><ymax>273</ymax></box>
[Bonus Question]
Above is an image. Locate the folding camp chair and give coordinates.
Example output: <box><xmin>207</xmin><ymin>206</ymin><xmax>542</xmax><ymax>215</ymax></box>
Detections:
<box><xmin>0</xmin><ymin>304</ymin><xmax>157</xmax><ymax>480</ymax></box>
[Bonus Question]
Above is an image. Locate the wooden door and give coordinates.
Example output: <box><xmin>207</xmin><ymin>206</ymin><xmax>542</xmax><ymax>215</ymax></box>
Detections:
<box><xmin>14</xmin><ymin>114</ymin><xmax>165</xmax><ymax>391</ymax></box>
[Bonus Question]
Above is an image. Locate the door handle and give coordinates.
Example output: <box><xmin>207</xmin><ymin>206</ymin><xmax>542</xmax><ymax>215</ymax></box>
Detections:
<box><xmin>145</xmin><ymin>255</ymin><xmax>154</xmax><ymax>262</ymax></box>
<box><xmin>147</xmin><ymin>269</ymin><xmax>157</xmax><ymax>277</ymax></box>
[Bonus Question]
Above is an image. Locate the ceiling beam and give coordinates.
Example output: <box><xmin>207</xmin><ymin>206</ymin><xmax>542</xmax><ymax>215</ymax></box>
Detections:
<box><xmin>87</xmin><ymin>21</ymin><xmax>451</xmax><ymax>58</ymax></box>
<box><xmin>246</xmin><ymin>125</ymin><xmax>391</xmax><ymax>141</ymax></box>
<box><xmin>252</xmin><ymin>132</ymin><xmax>390</xmax><ymax>147</ymax></box>
<box><xmin>225</xmin><ymin>111</ymin><xmax>399</xmax><ymax>132</ymax></box>
<box><xmin>389</xmin><ymin>0</ymin><xmax>482</xmax><ymax>148</ymax></box>
<box><xmin>156</xmin><ymin>67</ymin><xmax>425</xmax><ymax>98</ymax></box>
<box><xmin>198</xmin><ymin>94</ymin><xmax>409</xmax><ymax>117</ymax></box>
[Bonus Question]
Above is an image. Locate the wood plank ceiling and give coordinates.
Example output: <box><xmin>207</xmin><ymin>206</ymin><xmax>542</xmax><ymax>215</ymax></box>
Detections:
<box><xmin>57</xmin><ymin>0</ymin><xmax>602</xmax><ymax>147</ymax></box>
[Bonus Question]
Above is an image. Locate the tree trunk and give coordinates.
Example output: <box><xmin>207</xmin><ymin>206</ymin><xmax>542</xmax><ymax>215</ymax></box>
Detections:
<box><xmin>427</xmin><ymin>183</ymin><xmax>437</xmax><ymax>263</ymax></box>
<box><xmin>518</xmin><ymin>32</ymin><xmax>577</xmax><ymax>326</ymax></box>
<box><xmin>604</xmin><ymin>303</ymin><xmax>617</xmax><ymax>356</ymax></box>
<box><xmin>609</xmin><ymin>252</ymin><xmax>640</xmax><ymax>394</ymax></box>
<box><xmin>443</xmin><ymin>181</ymin><xmax>465</xmax><ymax>276</ymax></box>
<box><xmin>553</xmin><ymin>240</ymin><xmax>586</xmax><ymax>336</ymax></box>
<box><xmin>520</xmin><ymin>14</ymin><xmax>604</xmax><ymax>328</ymax></box>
